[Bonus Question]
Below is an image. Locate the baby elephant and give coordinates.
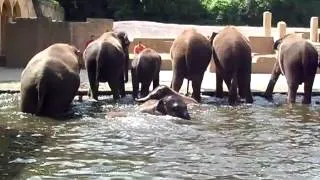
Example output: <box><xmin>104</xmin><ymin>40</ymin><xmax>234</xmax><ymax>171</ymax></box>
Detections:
<box><xmin>139</xmin><ymin>95</ymin><xmax>191</xmax><ymax>120</ymax></box>
<box><xmin>265</xmin><ymin>34</ymin><xmax>319</xmax><ymax>104</ymax></box>
<box><xmin>135</xmin><ymin>85</ymin><xmax>198</xmax><ymax>104</ymax></box>
<box><xmin>131</xmin><ymin>48</ymin><xmax>162</xmax><ymax>98</ymax></box>
<box><xmin>20</xmin><ymin>43</ymin><xmax>81</xmax><ymax>118</ymax></box>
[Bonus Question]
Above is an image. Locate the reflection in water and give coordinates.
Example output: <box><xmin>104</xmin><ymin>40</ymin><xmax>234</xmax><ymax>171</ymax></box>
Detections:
<box><xmin>1</xmin><ymin>93</ymin><xmax>320</xmax><ymax>179</ymax></box>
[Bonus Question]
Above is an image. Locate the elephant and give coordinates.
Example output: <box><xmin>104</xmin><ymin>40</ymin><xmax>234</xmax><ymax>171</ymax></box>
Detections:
<box><xmin>138</xmin><ymin>95</ymin><xmax>191</xmax><ymax>120</ymax></box>
<box><xmin>135</xmin><ymin>85</ymin><xmax>198</xmax><ymax>104</ymax></box>
<box><xmin>131</xmin><ymin>48</ymin><xmax>162</xmax><ymax>99</ymax></box>
<box><xmin>264</xmin><ymin>34</ymin><xmax>319</xmax><ymax>104</ymax></box>
<box><xmin>83</xmin><ymin>31</ymin><xmax>130</xmax><ymax>100</ymax></box>
<box><xmin>209</xmin><ymin>26</ymin><xmax>253</xmax><ymax>104</ymax></box>
<box><xmin>20</xmin><ymin>43</ymin><xmax>81</xmax><ymax>118</ymax></box>
<box><xmin>170</xmin><ymin>28</ymin><xmax>212</xmax><ymax>102</ymax></box>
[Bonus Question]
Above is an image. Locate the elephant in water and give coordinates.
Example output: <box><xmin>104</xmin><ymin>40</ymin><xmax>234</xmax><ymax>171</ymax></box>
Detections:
<box><xmin>83</xmin><ymin>31</ymin><xmax>130</xmax><ymax>100</ymax></box>
<box><xmin>138</xmin><ymin>95</ymin><xmax>191</xmax><ymax>120</ymax></box>
<box><xmin>209</xmin><ymin>26</ymin><xmax>253</xmax><ymax>104</ymax></box>
<box><xmin>20</xmin><ymin>43</ymin><xmax>82</xmax><ymax>118</ymax></box>
<box><xmin>170</xmin><ymin>28</ymin><xmax>212</xmax><ymax>102</ymax></box>
<box><xmin>264</xmin><ymin>34</ymin><xmax>319</xmax><ymax>104</ymax></box>
<box><xmin>135</xmin><ymin>85</ymin><xmax>198</xmax><ymax>105</ymax></box>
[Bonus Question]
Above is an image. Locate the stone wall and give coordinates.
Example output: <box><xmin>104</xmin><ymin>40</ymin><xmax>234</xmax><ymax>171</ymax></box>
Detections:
<box><xmin>5</xmin><ymin>17</ymin><xmax>113</xmax><ymax>68</ymax></box>
<box><xmin>6</xmin><ymin>18</ymin><xmax>70</xmax><ymax>67</ymax></box>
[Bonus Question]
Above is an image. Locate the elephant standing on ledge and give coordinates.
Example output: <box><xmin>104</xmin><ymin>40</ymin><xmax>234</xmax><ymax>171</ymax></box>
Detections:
<box><xmin>20</xmin><ymin>43</ymin><xmax>82</xmax><ymax>118</ymax></box>
<box><xmin>210</xmin><ymin>26</ymin><xmax>253</xmax><ymax>104</ymax></box>
<box><xmin>131</xmin><ymin>48</ymin><xmax>162</xmax><ymax>99</ymax></box>
<box><xmin>83</xmin><ymin>31</ymin><xmax>130</xmax><ymax>100</ymax></box>
<box><xmin>264</xmin><ymin>34</ymin><xmax>319</xmax><ymax>104</ymax></box>
<box><xmin>170</xmin><ymin>28</ymin><xmax>212</xmax><ymax>102</ymax></box>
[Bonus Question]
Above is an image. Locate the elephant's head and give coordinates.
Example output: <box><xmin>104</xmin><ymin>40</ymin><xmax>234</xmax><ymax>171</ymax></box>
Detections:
<box><xmin>116</xmin><ymin>31</ymin><xmax>130</xmax><ymax>82</ymax></box>
<box><xmin>156</xmin><ymin>95</ymin><xmax>191</xmax><ymax>120</ymax></box>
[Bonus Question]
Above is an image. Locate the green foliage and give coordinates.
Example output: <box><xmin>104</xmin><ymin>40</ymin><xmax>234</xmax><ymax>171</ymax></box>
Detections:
<box><xmin>55</xmin><ymin>0</ymin><xmax>320</xmax><ymax>27</ymax></box>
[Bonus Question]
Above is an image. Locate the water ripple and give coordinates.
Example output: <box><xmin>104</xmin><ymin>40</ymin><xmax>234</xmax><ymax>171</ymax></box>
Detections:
<box><xmin>2</xmin><ymin>94</ymin><xmax>320</xmax><ymax>179</ymax></box>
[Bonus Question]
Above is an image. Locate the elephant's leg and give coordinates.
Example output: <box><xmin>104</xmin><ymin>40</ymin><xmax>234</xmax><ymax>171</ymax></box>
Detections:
<box><xmin>264</xmin><ymin>63</ymin><xmax>281</xmax><ymax>100</ymax></box>
<box><xmin>153</xmin><ymin>72</ymin><xmax>160</xmax><ymax>90</ymax></box>
<box><xmin>108</xmin><ymin>79</ymin><xmax>120</xmax><ymax>100</ymax></box>
<box><xmin>119</xmin><ymin>69</ymin><xmax>126</xmax><ymax>98</ymax></box>
<box><xmin>287</xmin><ymin>82</ymin><xmax>299</xmax><ymax>104</ymax></box>
<box><xmin>171</xmin><ymin>71</ymin><xmax>184</xmax><ymax>93</ymax></box>
<box><xmin>239</xmin><ymin>72</ymin><xmax>253</xmax><ymax>103</ymax></box>
<box><xmin>131</xmin><ymin>69</ymin><xmax>139</xmax><ymax>99</ymax></box>
<box><xmin>228</xmin><ymin>73</ymin><xmax>238</xmax><ymax>105</ymax></box>
<box><xmin>302</xmin><ymin>77</ymin><xmax>315</xmax><ymax>104</ymax></box>
<box><xmin>87</xmin><ymin>62</ymin><xmax>99</xmax><ymax>100</ymax></box>
<box><xmin>216</xmin><ymin>72</ymin><xmax>224</xmax><ymax>98</ymax></box>
<box><xmin>191</xmin><ymin>74</ymin><xmax>204</xmax><ymax>102</ymax></box>
<box><xmin>141</xmin><ymin>81</ymin><xmax>152</xmax><ymax>98</ymax></box>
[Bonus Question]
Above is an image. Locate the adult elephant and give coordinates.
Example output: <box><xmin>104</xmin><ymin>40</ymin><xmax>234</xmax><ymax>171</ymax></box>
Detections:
<box><xmin>131</xmin><ymin>48</ymin><xmax>162</xmax><ymax>99</ymax></box>
<box><xmin>209</xmin><ymin>26</ymin><xmax>253</xmax><ymax>104</ymax></box>
<box><xmin>170</xmin><ymin>28</ymin><xmax>212</xmax><ymax>102</ymax></box>
<box><xmin>20</xmin><ymin>43</ymin><xmax>81</xmax><ymax>118</ymax></box>
<box><xmin>83</xmin><ymin>31</ymin><xmax>130</xmax><ymax>100</ymax></box>
<box><xmin>264</xmin><ymin>34</ymin><xmax>319</xmax><ymax>104</ymax></box>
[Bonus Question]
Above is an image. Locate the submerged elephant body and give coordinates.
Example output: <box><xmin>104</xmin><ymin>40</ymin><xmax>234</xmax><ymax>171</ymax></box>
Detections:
<box><xmin>135</xmin><ymin>85</ymin><xmax>198</xmax><ymax>104</ymax></box>
<box><xmin>265</xmin><ymin>34</ymin><xmax>319</xmax><ymax>104</ymax></box>
<box><xmin>20</xmin><ymin>43</ymin><xmax>81</xmax><ymax>118</ymax></box>
<box><xmin>170</xmin><ymin>29</ymin><xmax>212</xmax><ymax>102</ymax></box>
<box><xmin>210</xmin><ymin>26</ymin><xmax>253</xmax><ymax>104</ymax></box>
<box><xmin>131</xmin><ymin>48</ymin><xmax>162</xmax><ymax>98</ymax></box>
<box><xmin>139</xmin><ymin>95</ymin><xmax>191</xmax><ymax>120</ymax></box>
<box><xmin>83</xmin><ymin>31</ymin><xmax>130</xmax><ymax>100</ymax></box>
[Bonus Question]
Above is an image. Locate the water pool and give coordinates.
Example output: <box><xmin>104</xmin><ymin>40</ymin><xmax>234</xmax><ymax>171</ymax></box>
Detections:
<box><xmin>1</xmin><ymin>93</ymin><xmax>320</xmax><ymax>179</ymax></box>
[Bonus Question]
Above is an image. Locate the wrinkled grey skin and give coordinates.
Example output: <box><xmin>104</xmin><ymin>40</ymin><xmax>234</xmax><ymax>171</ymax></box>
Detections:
<box><xmin>135</xmin><ymin>85</ymin><xmax>198</xmax><ymax>104</ymax></box>
<box><xmin>265</xmin><ymin>34</ymin><xmax>319</xmax><ymax>104</ymax></box>
<box><xmin>139</xmin><ymin>95</ymin><xmax>191</xmax><ymax>120</ymax></box>
<box><xmin>210</xmin><ymin>26</ymin><xmax>253</xmax><ymax>105</ymax></box>
<box><xmin>20</xmin><ymin>43</ymin><xmax>81</xmax><ymax>118</ymax></box>
<box><xmin>170</xmin><ymin>29</ymin><xmax>212</xmax><ymax>102</ymax></box>
<box><xmin>83</xmin><ymin>31</ymin><xmax>130</xmax><ymax>100</ymax></box>
<box><xmin>131</xmin><ymin>48</ymin><xmax>162</xmax><ymax>99</ymax></box>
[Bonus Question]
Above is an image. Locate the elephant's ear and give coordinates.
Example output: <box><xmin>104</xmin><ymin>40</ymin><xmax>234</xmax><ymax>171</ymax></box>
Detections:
<box><xmin>209</xmin><ymin>32</ymin><xmax>218</xmax><ymax>45</ymax></box>
<box><xmin>155</xmin><ymin>99</ymin><xmax>167</xmax><ymax>115</ymax></box>
<box><xmin>116</xmin><ymin>31</ymin><xmax>130</xmax><ymax>48</ymax></box>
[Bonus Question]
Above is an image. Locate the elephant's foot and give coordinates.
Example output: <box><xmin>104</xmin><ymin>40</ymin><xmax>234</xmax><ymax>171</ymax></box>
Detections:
<box><xmin>302</xmin><ymin>98</ymin><xmax>311</xmax><ymax>105</ymax></box>
<box><xmin>191</xmin><ymin>94</ymin><xmax>201</xmax><ymax>103</ymax></box>
<box><xmin>216</xmin><ymin>93</ymin><xmax>224</xmax><ymax>98</ymax></box>
<box><xmin>246</xmin><ymin>95</ymin><xmax>253</xmax><ymax>104</ymax></box>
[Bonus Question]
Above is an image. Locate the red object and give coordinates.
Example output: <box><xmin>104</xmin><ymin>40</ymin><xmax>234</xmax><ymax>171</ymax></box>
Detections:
<box><xmin>134</xmin><ymin>43</ymin><xmax>146</xmax><ymax>55</ymax></box>
<box><xmin>85</xmin><ymin>39</ymin><xmax>94</xmax><ymax>48</ymax></box>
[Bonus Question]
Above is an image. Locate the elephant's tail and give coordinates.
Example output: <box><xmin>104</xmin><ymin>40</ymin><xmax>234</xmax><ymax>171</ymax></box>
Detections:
<box><xmin>212</xmin><ymin>48</ymin><xmax>226</xmax><ymax>79</ymax></box>
<box><xmin>36</xmin><ymin>78</ymin><xmax>46</xmax><ymax>115</ymax></box>
<box><xmin>95</xmin><ymin>42</ymin><xmax>103</xmax><ymax>82</ymax></box>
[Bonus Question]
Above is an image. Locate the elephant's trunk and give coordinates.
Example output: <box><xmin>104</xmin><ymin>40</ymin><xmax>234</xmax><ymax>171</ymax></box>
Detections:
<box><xmin>135</xmin><ymin>96</ymin><xmax>150</xmax><ymax>103</ymax></box>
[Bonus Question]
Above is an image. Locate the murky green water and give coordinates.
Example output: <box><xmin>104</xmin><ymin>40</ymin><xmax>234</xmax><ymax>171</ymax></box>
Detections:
<box><xmin>1</xmin><ymin>93</ymin><xmax>320</xmax><ymax>179</ymax></box>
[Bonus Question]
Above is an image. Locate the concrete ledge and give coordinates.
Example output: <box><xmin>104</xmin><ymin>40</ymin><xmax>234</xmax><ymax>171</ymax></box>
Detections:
<box><xmin>129</xmin><ymin>38</ymin><xmax>174</xmax><ymax>53</ymax></box>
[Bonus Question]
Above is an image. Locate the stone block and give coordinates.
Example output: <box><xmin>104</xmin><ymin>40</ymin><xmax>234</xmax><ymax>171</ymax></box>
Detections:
<box><xmin>129</xmin><ymin>38</ymin><xmax>174</xmax><ymax>54</ymax></box>
<box><xmin>248</xmin><ymin>36</ymin><xmax>274</xmax><ymax>54</ymax></box>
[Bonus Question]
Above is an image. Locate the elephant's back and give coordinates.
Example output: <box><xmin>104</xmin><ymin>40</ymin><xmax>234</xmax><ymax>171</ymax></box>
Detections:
<box><xmin>213</xmin><ymin>27</ymin><xmax>251</xmax><ymax>65</ymax></box>
<box><xmin>135</xmin><ymin>49</ymin><xmax>161</xmax><ymax>81</ymax></box>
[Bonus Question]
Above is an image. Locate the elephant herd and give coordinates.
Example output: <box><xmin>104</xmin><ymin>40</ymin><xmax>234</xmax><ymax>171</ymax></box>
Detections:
<box><xmin>19</xmin><ymin>26</ymin><xmax>320</xmax><ymax>120</ymax></box>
